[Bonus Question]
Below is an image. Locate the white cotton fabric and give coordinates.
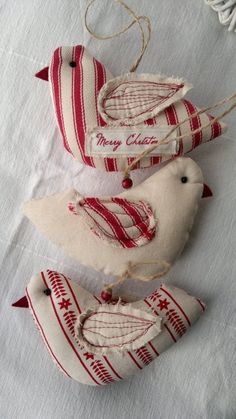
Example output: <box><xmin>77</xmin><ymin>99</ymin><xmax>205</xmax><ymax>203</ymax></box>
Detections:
<box><xmin>0</xmin><ymin>0</ymin><xmax>236</xmax><ymax>418</ymax></box>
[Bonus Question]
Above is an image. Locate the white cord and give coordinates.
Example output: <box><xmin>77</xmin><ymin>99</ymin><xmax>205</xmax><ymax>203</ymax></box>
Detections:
<box><xmin>205</xmin><ymin>0</ymin><xmax>236</xmax><ymax>31</ymax></box>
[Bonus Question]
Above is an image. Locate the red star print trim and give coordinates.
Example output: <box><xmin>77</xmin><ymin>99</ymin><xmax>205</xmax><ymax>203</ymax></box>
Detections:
<box><xmin>58</xmin><ymin>297</ymin><xmax>72</xmax><ymax>310</ymax></box>
<box><xmin>84</xmin><ymin>352</ymin><xmax>95</xmax><ymax>360</ymax></box>
<box><xmin>157</xmin><ymin>298</ymin><xmax>170</xmax><ymax>311</ymax></box>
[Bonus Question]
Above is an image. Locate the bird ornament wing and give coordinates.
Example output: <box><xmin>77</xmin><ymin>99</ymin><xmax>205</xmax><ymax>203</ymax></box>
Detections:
<box><xmin>75</xmin><ymin>304</ymin><xmax>163</xmax><ymax>354</ymax></box>
<box><xmin>98</xmin><ymin>72</ymin><xmax>192</xmax><ymax>126</ymax></box>
<box><xmin>68</xmin><ymin>196</ymin><xmax>156</xmax><ymax>249</ymax></box>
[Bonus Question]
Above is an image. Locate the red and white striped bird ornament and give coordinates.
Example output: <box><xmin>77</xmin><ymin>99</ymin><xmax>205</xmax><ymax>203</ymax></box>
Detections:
<box><xmin>35</xmin><ymin>45</ymin><xmax>226</xmax><ymax>173</ymax></box>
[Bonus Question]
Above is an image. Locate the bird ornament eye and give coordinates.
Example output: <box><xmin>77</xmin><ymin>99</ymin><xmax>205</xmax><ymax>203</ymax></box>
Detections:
<box><xmin>181</xmin><ymin>176</ymin><xmax>188</xmax><ymax>184</ymax></box>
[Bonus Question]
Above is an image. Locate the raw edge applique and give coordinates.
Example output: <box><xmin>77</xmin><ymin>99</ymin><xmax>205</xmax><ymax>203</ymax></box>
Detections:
<box><xmin>68</xmin><ymin>196</ymin><xmax>157</xmax><ymax>249</ymax></box>
<box><xmin>97</xmin><ymin>72</ymin><xmax>193</xmax><ymax>126</ymax></box>
<box><xmin>75</xmin><ymin>303</ymin><xmax>163</xmax><ymax>354</ymax></box>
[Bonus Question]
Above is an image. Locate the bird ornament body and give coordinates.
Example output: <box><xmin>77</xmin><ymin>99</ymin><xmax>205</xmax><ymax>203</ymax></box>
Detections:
<box><xmin>12</xmin><ymin>270</ymin><xmax>205</xmax><ymax>386</ymax></box>
<box><xmin>23</xmin><ymin>157</ymin><xmax>212</xmax><ymax>279</ymax></box>
<box><xmin>35</xmin><ymin>44</ymin><xmax>226</xmax><ymax>173</ymax></box>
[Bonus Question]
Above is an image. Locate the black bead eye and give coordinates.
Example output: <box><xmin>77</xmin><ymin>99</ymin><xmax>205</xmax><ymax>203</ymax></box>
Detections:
<box><xmin>43</xmin><ymin>288</ymin><xmax>51</xmax><ymax>296</ymax></box>
<box><xmin>181</xmin><ymin>176</ymin><xmax>188</xmax><ymax>183</ymax></box>
<box><xmin>69</xmin><ymin>61</ymin><xmax>76</xmax><ymax>68</ymax></box>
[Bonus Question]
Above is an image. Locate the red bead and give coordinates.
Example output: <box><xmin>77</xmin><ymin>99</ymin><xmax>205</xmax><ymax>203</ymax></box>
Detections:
<box><xmin>101</xmin><ymin>290</ymin><xmax>112</xmax><ymax>302</ymax></box>
<box><xmin>122</xmin><ymin>177</ymin><xmax>133</xmax><ymax>189</ymax></box>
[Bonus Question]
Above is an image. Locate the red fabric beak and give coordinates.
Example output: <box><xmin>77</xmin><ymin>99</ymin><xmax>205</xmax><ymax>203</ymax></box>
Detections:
<box><xmin>35</xmin><ymin>67</ymin><xmax>49</xmax><ymax>81</ymax></box>
<box><xmin>202</xmin><ymin>184</ymin><xmax>213</xmax><ymax>198</ymax></box>
<box><xmin>12</xmin><ymin>296</ymin><xmax>29</xmax><ymax>308</ymax></box>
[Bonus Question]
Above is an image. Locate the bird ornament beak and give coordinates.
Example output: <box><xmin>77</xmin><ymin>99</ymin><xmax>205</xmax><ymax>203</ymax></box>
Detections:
<box><xmin>202</xmin><ymin>184</ymin><xmax>213</xmax><ymax>198</ymax></box>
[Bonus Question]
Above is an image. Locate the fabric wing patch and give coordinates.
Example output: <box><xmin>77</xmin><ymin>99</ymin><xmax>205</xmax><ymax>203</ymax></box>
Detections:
<box><xmin>75</xmin><ymin>305</ymin><xmax>162</xmax><ymax>354</ymax></box>
<box><xmin>97</xmin><ymin>73</ymin><xmax>192</xmax><ymax>126</ymax></box>
<box><xmin>68</xmin><ymin>197</ymin><xmax>156</xmax><ymax>248</ymax></box>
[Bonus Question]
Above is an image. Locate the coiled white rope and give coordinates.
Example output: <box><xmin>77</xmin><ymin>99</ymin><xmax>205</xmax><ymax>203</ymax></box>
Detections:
<box><xmin>205</xmin><ymin>0</ymin><xmax>236</xmax><ymax>31</ymax></box>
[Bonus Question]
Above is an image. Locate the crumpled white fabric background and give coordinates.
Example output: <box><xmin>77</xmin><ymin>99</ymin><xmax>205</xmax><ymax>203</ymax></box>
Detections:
<box><xmin>0</xmin><ymin>1</ymin><xmax>236</xmax><ymax>418</ymax></box>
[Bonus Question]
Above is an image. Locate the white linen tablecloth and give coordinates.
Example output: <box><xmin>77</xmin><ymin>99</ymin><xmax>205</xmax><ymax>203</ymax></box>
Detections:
<box><xmin>0</xmin><ymin>1</ymin><xmax>236</xmax><ymax>418</ymax></box>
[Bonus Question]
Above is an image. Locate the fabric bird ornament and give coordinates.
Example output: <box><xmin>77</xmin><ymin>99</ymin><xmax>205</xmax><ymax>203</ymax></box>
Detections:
<box><xmin>35</xmin><ymin>44</ymin><xmax>226</xmax><ymax>175</ymax></box>
<box><xmin>23</xmin><ymin>157</ymin><xmax>212</xmax><ymax>283</ymax></box>
<box><xmin>11</xmin><ymin>0</ymin><xmax>236</xmax><ymax>392</ymax></box>
<box><xmin>12</xmin><ymin>270</ymin><xmax>205</xmax><ymax>386</ymax></box>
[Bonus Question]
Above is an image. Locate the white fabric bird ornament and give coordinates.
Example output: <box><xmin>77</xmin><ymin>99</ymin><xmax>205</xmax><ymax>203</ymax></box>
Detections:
<box><xmin>23</xmin><ymin>157</ymin><xmax>212</xmax><ymax>281</ymax></box>
<box><xmin>12</xmin><ymin>270</ymin><xmax>205</xmax><ymax>386</ymax></box>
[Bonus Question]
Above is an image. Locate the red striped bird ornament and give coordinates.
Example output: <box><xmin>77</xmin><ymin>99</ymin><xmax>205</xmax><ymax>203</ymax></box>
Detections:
<box><xmin>35</xmin><ymin>45</ymin><xmax>226</xmax><ymax>173</ymax></box>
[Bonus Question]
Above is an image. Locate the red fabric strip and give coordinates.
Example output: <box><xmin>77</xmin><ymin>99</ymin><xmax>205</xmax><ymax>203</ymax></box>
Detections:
<box><xmin>208</xmin><ymin>114</ymin><xmax>221</xmax><ymax>141</ymax></box>
<box><xmin>71</xmin><ymin>46</ymin><xmax>86</xmax><ymax>164</ymax></box>
<box><xmin>61</xmin><ymin>273</ymin><xmax>82</xmax><ymax>315</ymax></box>
<box><xmin>52</xmin><ymin>48</ymin><xmax>72</xmax><ymax>154</ymax></box>
<box><xmin>148</xmin><ymin>341</ymin><xmax>159</xmax><ymax>356</ymax></box>
<box><xmin>47</xmin><ymin>271</ymin><xmax>117</xmax><ymax>384</ymax></box>
<box><xmin>112</xmin><ymin>198</ymin><xmax>155</xmax><ymax>242</ymax></box>
<box><xmin>41</xmin><ymin>272</ymin><xmax>100</xmax><ymax>385</ymax></box>
<box><xmin>85</xmin><ymin>198</ymin><xmax>136</xmax><ymax>248</ymax></box>
<box><xmin>26</xmin><ymin>288</ymin><xmax>71</xmax><ymax>378</ymax></box>
<box><xmin>160</xmin><ymin>287</ymin><xmax>191</xmax><ymax>326</ymax></box>
<box><xmin>73</xmin><ymin>46</ymin><xmax>95</xmax><ymax>167</ymax></box>
<box><xmin>196</xmin><ymin>298</ymin><xmax>206</xmax><ymax>312</ymax></box>
<box><xmin>93</xmin><ymin>57</ymin><xmax>117</xmax><ymax>172</ymax></box>
<box><xmin>127</xmin><ymin>351</ymin><xmax>142</xmax><ymax>370</ymax></box>
<box><xmin>183</xmin><ymin>99</ymin><xmax>202</xmax><ymax>150</ymax></box>
<box><xmin>103</xmin><ymin>355</ymin><xmax>123</xmax><ymax>380</ymax></box>
<box><xmin>144</xmin><ymin>298</ymin><xmax>177</xmax><ymax>343</ymax></box>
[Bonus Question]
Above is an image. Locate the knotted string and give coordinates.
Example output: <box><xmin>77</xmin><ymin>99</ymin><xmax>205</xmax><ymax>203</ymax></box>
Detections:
<box><xmin>84</xmin><ymin>0</ymin><xmax>151</xmax><ymax>72</ymax></box>
<box><xmin>124</xmin><ymin>91</ymin><xmax>236</xmax><ymax>178</ymax></box>
<box><xmin>103</xmin><ymin>260</ymin><xmax>171</xmax><ymax>293</ymax></box>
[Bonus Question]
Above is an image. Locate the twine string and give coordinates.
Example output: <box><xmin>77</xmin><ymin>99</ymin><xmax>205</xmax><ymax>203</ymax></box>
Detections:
<box><xmin>84</xmin><ymin>0</ymin><xmax>151</xmax><ymax>72</ymax></box>
<box><xmin>124</xmin><ymin>91</ymin><xmax>236</xmax><ymax>177</ymax></box>
<box><xmin>85</xmin><ymin>2</ymin><xmax>236</xmax><ymax>176</ymax></box>
<box><xmin>104</xmin><ymin>260</ymin><xmax>171</xmax><ymax>292</ymax></box>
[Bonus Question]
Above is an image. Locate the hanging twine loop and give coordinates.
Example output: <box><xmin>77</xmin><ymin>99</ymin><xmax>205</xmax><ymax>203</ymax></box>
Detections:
<box><xmin>85</xmin><ymin>0</ymin><xmax>151</xmax><ymax>72</ymax></box>
<box><xmin>101</xmin><ymin>260</ymin><xmax>171</xmax><ymax>301</ymax></box>
<box><xmin>85</xmin><ymin>2</ymin><xmax>236</xmax><ymax>182</ymax></box>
